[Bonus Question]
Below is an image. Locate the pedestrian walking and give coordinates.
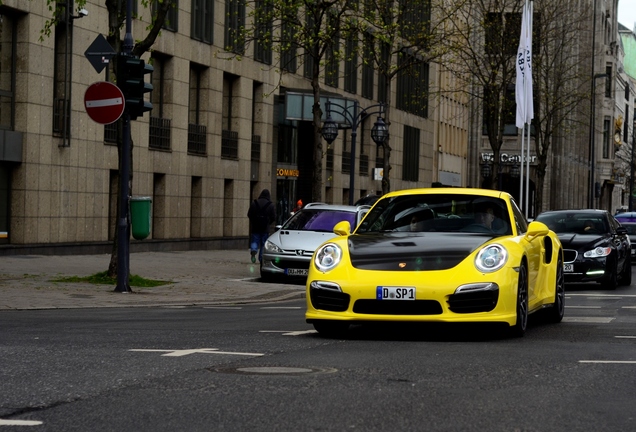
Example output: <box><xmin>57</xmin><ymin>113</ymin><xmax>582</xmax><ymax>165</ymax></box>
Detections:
<box><xmin>247</xmin><ymin>189</ymin><xmax>276</xmax><ymax>263</ymax></box>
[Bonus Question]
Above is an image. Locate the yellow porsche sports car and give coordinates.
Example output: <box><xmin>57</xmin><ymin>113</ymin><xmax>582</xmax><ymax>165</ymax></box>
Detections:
<box><xmin>306</xmin><ymin>188</ymin><xmax>565</xmax><ymax>337</ymax></box>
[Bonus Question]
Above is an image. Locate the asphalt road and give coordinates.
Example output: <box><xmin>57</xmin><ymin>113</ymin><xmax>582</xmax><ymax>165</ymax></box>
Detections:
<box><xmin>1</xmin><ymin>281</ymin><xmax>635</xmax><ymax>431</ymax></box>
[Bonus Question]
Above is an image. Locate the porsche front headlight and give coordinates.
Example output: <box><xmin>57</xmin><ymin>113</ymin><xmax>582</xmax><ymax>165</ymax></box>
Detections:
<box><xmin>314</xmin><ymin>243</ymin><xmax>342</xmax><ymax>272</ymax></box>
<box><xmin>583</xmin><ymin>246</ymin><xmax>611</xmax><ymax>258</ymax></box>
<box><xmin>475</xmin><ymin>244</ymin><xmax>508</xmax><ymax>272</ymax></box>
<box><xmin>264</xmin><ymin>240</ymin><xmax>283</xmax><ymax>253</ymax></box>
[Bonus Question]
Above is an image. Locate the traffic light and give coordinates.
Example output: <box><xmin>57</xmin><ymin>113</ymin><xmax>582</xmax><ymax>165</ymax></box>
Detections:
<box><xmin>116</xmin><ymin>53</ymin><xmax>153</xmax><ymax>120</ymax></box>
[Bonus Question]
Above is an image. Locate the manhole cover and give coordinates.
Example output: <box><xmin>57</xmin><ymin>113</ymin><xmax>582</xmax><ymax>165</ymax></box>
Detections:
<box><xmin>213</xmin><ymin>366</ymin><xmax>336</xmax><ymax>376</ymax></box>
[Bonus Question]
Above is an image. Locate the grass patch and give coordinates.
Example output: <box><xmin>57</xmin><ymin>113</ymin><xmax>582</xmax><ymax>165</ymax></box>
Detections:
<box><xmin>52</xmin><ymin>271</ymin><xmax>171</xmax><ymax>287</ymax></box>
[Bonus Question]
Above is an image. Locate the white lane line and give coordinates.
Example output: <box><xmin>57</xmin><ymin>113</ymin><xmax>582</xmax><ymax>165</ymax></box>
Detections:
<box><xmin>622</xmin><ymin>306</ymin><xmax>636</xmax><ymax>309</ymax></box>
<box><xmin>615</xmin><ymin>336</ymin><xmax>636</xmax><ymax>339</ymax></box>
<box><xmin>579</xmin><ymin>360</ymin><xmax>636</xmax><ymax>364</ymax></box>
<box><xmin>567</xmin><ymin>293</ymin><xmax>636</xmax><ymax>298</ymax></box>
<box><xmin>562</xmin><ymin>317</ymin><xmax>615</xmax><ymax>323</ymax></box>
<box><xmin>261</xmin><ymin>306</ymin><xmax>302</xmax><ymax>309</ymax></box>
<box><xmin>0</xmin><ymin>419</ymin><xmax>43</xmax><ymax>426</ymax></box>
<box><xmin>129</xmin><ymin>348</ymin><xmax>264</xmax><ymax>357</ymax></box>
<box><xmin>565</xmin><ymin>306</ymin><xmax>601</xmax><ymax>309</ymax></box>
<box><xmin>203</xmin><ymin>306</ymin><xmax>243</xmax><ymax>309</ymax></box>
<box><xmin>259</xmin><ymin>330</ymin><xmax>317</xmax><ymax>336</ymax></box>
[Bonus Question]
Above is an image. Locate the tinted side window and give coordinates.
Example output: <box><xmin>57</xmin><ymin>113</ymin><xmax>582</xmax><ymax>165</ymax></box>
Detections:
<box><xmin>510</xmin><ymin>199</ymin><xmax>528</xmax><ymax>234</ymax></box>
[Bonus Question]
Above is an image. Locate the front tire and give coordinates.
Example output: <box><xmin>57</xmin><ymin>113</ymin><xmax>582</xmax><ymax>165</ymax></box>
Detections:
<box><xmin>619</xmin><ymin>255</ymin><xmax>632</xmax><ymax>286</ymax></box>
<box><xmin>510</xmin><ymin>263</ymin><xmax>528</xmax><ymax>337</ymax></box>
<box><xmin>546</xmin><ymin>256</ymin><xmax>565</xmax><ymax>323</ymax></box>
<box><xmin>601</xmin><ymin>259</ymin><xmax>618</xmax><ymax>290</ymax></box>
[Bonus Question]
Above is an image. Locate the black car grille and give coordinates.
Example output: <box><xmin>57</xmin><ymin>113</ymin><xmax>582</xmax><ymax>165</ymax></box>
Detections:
<box><xmin>352</xmin><ymin>300</ymin><xmax>443</xmax><ymax>315</ymax></box>
<box><xmin>310</xmin><ymin>288</ymin><xmax>350</xmax><ymax>312</ymax></box>
<box><xmin>270</xmin><ymin>259</ymin><xmax>310</xmax><ymax>270</ymax></box>
<box><xmin>447</xmin><ymin>290</ymin><xmax>499</xmax><ymax>313</ymax></box>
<box><xmin>563</xmin><ymin>249</ymin><xmax>578</xmax><ymax>263</ymax></box>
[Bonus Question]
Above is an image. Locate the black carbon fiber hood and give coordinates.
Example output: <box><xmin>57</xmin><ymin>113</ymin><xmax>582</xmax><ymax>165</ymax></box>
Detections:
<box><xmin>348</xmin><ymin>232</ymin><xmax>493</xmax><ymax>271</ymax></box>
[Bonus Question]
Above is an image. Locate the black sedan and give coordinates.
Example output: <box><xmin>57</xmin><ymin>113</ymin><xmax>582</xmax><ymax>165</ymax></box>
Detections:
<box><xmin>535</xmin><ymin>209</ymin><xmax>631</xmax><ymax>289</ymax></box>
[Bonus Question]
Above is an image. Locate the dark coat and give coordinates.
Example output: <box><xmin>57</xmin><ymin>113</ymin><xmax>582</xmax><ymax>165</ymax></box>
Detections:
<box><xmin>247</xmin><ymin>189</ymin><xmax>276</xmax><ymax>234</ymax></box>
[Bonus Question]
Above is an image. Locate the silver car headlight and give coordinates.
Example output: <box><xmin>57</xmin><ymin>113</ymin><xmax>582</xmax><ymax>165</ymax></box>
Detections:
<box><xmin>475</xmin><ymin>244</ymin><xmax>508</xmax><ymax>272</ymax></box>
<box><xmin>583</xmin><ymin>246</ymin><xmax>611</xmax><ymax>258</ymax></box>
<box><xmin>264</xmin><ymin>240</ymin><xmax>283</xmax><ymax>253</ymax></box>
<box><xmin>314</xmin><ymin>243</ymin><xmax>342</xmax><ymax>272</ymax></box>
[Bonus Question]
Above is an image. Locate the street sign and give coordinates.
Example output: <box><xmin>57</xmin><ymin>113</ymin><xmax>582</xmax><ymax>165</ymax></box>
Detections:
<box><xmin>84</xmin><ymin>82</ymin><xmax>125</xmax><ymax>125</ymax></box>
<box><xmin>84</xmin><ymin>34</ymin><xmax>116</xmax><ymax>74</ymax></box>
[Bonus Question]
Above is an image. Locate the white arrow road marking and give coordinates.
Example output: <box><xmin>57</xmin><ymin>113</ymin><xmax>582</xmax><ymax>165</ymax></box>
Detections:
<box><xmin>129</xmin><ymin>348</ymin><xmax>263</xmax><ymax>357</ymax></box>
<box><xmin>259</xmin><ymin>330</ymin><xmax>317</xmax><ymax>336</ymax></box>
<box><xmin>282</xmin><ymin>330</ymin><xmax>317</xmax><ymax>336</ymax></box>
<box><xmin>0</xmin><ymin>419</ymin><xmax>43</xmax><ymax>426</ymax></box>
<box><xmin>86</xmin><ymin>97</ymin><xmax>123</xmax><ymax>108</ymax></box>
<box><xmin>579</xmin><ymin>360</ymin><xmax>636</xmax><ymax>364</ymax></box>
<box><xmin>562</xmin><ymin>317</ymin><xmax>615</xmax><ymax>323</ymax></box>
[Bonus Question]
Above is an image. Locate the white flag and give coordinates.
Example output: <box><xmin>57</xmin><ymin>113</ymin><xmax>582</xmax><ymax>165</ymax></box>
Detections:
<box><xmin>515</xmin><ymin>1</ymin><xmax>534</xmax><ymax>128</ymax></box>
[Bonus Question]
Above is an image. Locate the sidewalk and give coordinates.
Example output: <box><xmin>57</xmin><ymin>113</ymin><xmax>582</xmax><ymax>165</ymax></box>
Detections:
<box><xmin>0</xmin><ymin>250</ymin><xmax>305</xmax><ymax>310</ymax></box>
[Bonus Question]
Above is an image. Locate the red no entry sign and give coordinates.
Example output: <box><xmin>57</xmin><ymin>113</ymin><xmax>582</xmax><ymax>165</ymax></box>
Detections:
<box><xmin>84</xmin><ymin>81</ymin><xmax>125</xmax><ymax>125</ymax></box>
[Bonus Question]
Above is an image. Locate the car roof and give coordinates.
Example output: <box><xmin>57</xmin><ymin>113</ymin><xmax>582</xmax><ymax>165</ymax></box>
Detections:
<box><xmin>381</xmin><ymin>187</ymin><xmax>512</xmax><ymax>200</ymax></box>
<box><xmin>302</xmin><ymin>202</ymin><xmax>369</xmax><ymax>212</ymax></box>
<box><xmin>537</xmin><ymin>209</ymin><xmax>609</xmax><ymax>216</ymax></box>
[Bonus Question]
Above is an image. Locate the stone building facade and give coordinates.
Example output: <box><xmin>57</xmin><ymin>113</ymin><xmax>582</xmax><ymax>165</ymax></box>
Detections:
<box><xmin>0</xmin><ymin>0</ymin><xmax>469</xmax><ymax>254</ymax></box>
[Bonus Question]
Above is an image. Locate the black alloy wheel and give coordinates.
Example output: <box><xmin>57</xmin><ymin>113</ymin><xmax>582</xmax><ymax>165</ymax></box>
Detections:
<box><xmin>546</xmin><ymin>256</ymin><xmax>565</xmax><ymax>323</ymax></box>
<box><xmin>510</xmin><ymin>263</ymin><xmax>528</xmax><ymax>337</ymax></box>
<box><xmin>620</xmin><ymin>255</ymin><xmax>632</xmax><ymax>286</ymax></box>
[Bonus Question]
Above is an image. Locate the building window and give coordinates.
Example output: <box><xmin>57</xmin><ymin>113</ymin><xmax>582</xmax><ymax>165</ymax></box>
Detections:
<box><xmin>281</xmin><ymin>20</ymin><xmax>297</xmax><ymax>72</ymax></box>
<box><xmin>402</xmin><ymin>125</ymin><xmax>420</xmax><ymax>182</ymax></box>
<box><xmin>361</xmin><ymin>34</ymin><xmax>374</xmax><ymax>100</ymax></box>
<box><xmin>149</xmin><ymin>55</ymin><xmax>172</xmax><ymax>150</ymax></box>
<box><xmin>0</xmin><ymin>12</ymin><xmax>16</xmax><ymax>131</ymax></box>
<box><xmin>344</xmin><ymin>32</ymin><xmax>357</xmax><ymax>94</ymax></box>
<box><xmin>325</xmin><ymin>14</ymin><xmax>339</xmax><ymax>88</ymax></box>
<box><xmin>254</xmin><ymin>0</ymin><xmax>272</xmax><ymax>64</ymax></box>
<box><xmin>396</xmin><ymin>53</ymin><xmax>429</xmax><ymax>118</ymax></box>
<box><xmin>602</xmin><ymin>117</ymin><xmax>610</xmax><ymax>159</ymax></box>
<box><xmin>342</xmin><ymin>130</ymin><xmax>351</xmax><ymax>174</ymax></box>
<box><xmin>188</xmin><ymin>64</ymin><xmax>207</xmax><ymax>155</ymax></box>
<box><xmin>153</xmin><ymin>0</ymin><xmax>179</xmax><ymax>32</ymax></box>
<box><xmin>191</xmin><ymin>0</ymin><xmax>213</xmax><ymax>43</ymax></box>
<box><xmin>225</xmin><ymin>0</ymin><xmax>245</xmax><ymax>54</ymax></box>
<box><xmin>624</xmin><ymin>105</ymin><xmax>629</xmax><ymax>143</ymax></box>
<box><xmin>222</xmin><ymin>73</ymin><xmax>239</xmax><ymax>160</ymax></box>
<box><xmin>303</xmin><ymin>13</ymin><xmax>315</xmax><ymax>78</ymax></box>
<box><xmin>53</xmin><ymin>11</ymin><xmax>71</xmax><ymax>145</ymax></box>
<box><xmin>483</xmin><ymin>84</ymin><xmax>518</xmax><ymax>136</ymax></box>
<box><xmin>605</xmin><ymin>65</ymin><xmax>612</xmax><ymax>98</ymax></box>
<box><xmin>377</xmin><ymin>42</ymin><xmax>390</xmax><ymax>103</ymax></box>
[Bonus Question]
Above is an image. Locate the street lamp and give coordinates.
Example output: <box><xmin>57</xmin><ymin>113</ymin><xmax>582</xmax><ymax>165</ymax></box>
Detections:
<box><xmin>321</xmin><ymin>101</ymin><xmax>389</xmax><ymax>205</ymax></box>
<box><xmin>589</xmin><ymin>72</ymin><xmax>607</xmax><ymax>209</ymax></box>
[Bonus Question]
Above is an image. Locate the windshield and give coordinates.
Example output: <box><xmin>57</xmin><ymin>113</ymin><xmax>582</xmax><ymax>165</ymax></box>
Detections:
<box><xmin>282</xmin><ymin>209</ymin><xmax>356</xmax><ymax>232</ymax></box>
<box><xmin>535</xmin><ymin>213</ymin><xmax>609</xmax><ymax>234</ymax></box>
<box><xmin>355</xmin><ymin>194</ymin><xmax>512</xmax><ymax>235</ymax></box>
<box><xmin>621</xmin><ymin>224</ymin><xmax>636</xmax><ymax>235</ymax></box>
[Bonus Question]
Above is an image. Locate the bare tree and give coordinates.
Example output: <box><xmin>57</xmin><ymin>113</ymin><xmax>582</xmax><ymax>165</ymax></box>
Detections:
<box><xmin>355</xmin><ymin>0</ymin><xmax>464</xmax><ymax>193</ymax></box>
<box><xmin>231</xmin><ymin>0</ymin><xmax>358</xmax><ymax>202</ymax></box>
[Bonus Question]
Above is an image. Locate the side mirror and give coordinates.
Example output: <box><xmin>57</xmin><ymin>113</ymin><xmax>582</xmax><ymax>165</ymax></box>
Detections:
<box><xmin>525</xmin><ymin>221</ymin><xmax>549</xmax><ymax>240</ymax></box>
<box><xmin>616</xmin><ymin>226</ymin><xmax>628</xmax><ymax>235</ymax></box>
<box><xmin>333</xmin><ymin>220</ymin><xmax>351</xmax><ymax>236</ymax></box>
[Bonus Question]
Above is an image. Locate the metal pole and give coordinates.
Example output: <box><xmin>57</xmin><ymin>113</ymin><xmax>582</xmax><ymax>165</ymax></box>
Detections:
<box><xmin>588</xmin><ymin>0</ymin><xmax>598</xmax><ymax>209</ymax></box>
<box><xmin>115</xmin><ymin>0</ymin><xmax>134</xmax><ymax>293</ymax></box>
<box><xmin>631</xmin><ymin>112</ymin><xmax>636</xmax><ymax>211</ymax></box>
<box><xmin>349</xmin><ymin>102</ymin><xmax>358</xmax><ymax>205</ymax></box>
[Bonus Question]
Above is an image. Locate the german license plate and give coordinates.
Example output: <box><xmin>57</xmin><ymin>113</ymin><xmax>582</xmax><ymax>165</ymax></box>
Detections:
<box><xmin>376</xmin><ymin>286</ymin><xmax>416</xmax><ymax>300</ymax></box>
<box><xmin>286</xmin><ymin>268</ymin><xmax>308</xmax><ymax>276</ymax></box>
<box><xmin>563</xmin><ymin>264</ymin><xmax>574</xmax><ymax>272</ymax></box>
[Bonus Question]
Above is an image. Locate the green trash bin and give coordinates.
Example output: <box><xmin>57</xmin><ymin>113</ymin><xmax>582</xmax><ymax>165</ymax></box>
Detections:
<box><xmin>130</xmin><ymin>196</ymin><xmax>152</xmax><ymax>240</ymax></box>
